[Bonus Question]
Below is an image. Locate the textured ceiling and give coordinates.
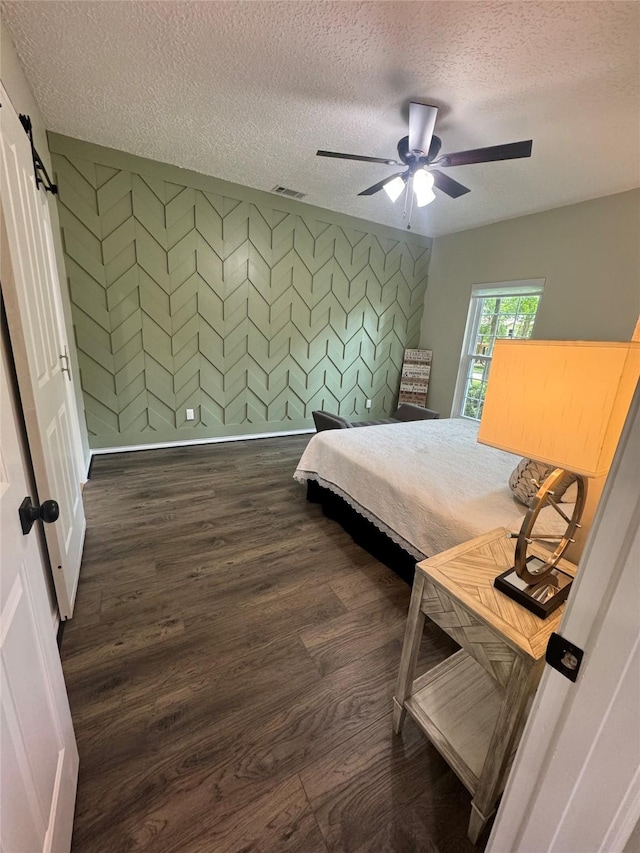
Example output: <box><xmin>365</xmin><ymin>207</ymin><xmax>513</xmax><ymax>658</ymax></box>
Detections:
<box><xmin>3</xmin><ymin>1</ymin><xmax>639</xmax><ymax>237</ymax></box>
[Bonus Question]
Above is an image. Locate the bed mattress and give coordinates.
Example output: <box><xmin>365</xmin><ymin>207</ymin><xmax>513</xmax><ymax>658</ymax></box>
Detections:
<box><xmin>294</xmin><ymin>417</ymin><xmax>568</xmax><ymax>559</ymax></box>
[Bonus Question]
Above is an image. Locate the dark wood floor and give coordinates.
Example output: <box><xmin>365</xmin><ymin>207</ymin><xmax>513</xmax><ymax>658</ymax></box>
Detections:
<box><xmin>62</xmin><ymin>435</ymin><xmax>486</xmax><ymax>853</ymax></box>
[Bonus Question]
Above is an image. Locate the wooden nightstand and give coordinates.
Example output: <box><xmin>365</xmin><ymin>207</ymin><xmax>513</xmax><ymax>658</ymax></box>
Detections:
<box><xmin>393</xmin><ymin>527</ymin><xmax>576</xmax><ymax>844</ymax></box>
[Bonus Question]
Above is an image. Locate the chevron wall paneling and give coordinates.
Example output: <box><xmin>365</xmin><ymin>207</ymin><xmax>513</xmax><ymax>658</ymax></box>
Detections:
<box><xmin>50</xmin><ymin>136</ymin><xmax>431</xmax><ymax>449</ymax></box>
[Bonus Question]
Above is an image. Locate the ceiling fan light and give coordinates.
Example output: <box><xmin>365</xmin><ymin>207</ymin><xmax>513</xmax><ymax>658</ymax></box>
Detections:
<box><xmin>383</xmin><ymin>176</ymin><xmax>406</xmax><ymax>203</ymax></box>
<box><xmin>413</xmin><ymin>169</ymin><xmax>436</xmax><ymax>207</ymax></box>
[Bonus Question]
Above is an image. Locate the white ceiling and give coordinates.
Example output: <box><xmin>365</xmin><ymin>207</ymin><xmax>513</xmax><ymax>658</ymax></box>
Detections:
<box><xmin>3</xmin><ymin>1</ymin><xmax>639</xmax><ymax>237</ymax></box>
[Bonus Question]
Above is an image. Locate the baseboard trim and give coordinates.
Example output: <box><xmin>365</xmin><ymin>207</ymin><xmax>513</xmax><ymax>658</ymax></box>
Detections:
<box><xmin>90</xmin><ymin>428</ymin><xmax>315</xmax><ymax>456</ymax></box>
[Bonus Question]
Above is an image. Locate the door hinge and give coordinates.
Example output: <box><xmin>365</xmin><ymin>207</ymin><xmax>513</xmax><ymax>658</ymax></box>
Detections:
<box><xmin>545</xmin><ymin>631</ymin><xmax>584</xmax><ymax>682</ymax></box>
<box><xmin>59</xmin><ymin>346</ymin><xmax>72</xmax><ymax>381</ymax></box>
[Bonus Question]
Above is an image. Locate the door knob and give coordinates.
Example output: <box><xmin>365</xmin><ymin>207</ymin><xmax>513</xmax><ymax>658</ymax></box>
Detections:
<box><xmin>19</xmin><ymin>496</ymin><xmax>60</xmax><ymax>535</ymax></box>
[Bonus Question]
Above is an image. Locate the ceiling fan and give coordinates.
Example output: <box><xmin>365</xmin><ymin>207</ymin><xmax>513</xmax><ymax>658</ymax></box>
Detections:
<box><xmin>317</xmin><ymin>102</ymin><xmax>533</xmax><ymax>227</ymax></box>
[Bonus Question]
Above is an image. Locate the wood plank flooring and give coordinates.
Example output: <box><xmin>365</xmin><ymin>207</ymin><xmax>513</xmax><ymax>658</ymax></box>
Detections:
<box><xmin>62</xmin><ymin>435</ymin><xmax>487</xmax><ymax>853</ymax></box>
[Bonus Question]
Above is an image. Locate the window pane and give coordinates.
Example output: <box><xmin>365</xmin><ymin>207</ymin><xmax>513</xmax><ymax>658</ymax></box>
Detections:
<box><xmin>464</xmin><ymin>396</ymin><xmax>479</xmax><ymax>418</ymax></box>
<box><xmin>496</xmin><ymin>315</ymin><xmax>517</xmax><ymax>338</ymax></box>
<box><xmin>499</xmin><ymin>296</ymin><xmax>519</xmax><ymax>313</ymax></box>
<box><xmin>474</xmin><ymin>335</ymin><xmax>492</xmax><ymax>355</ymax></box>
<box><xmin>461</xmin><ymin>358</ymin><xmax>490</xmax><ymax>418</ymax></box>
<box><xmin>519</xmin><ymin>296</ymin><xmax>539</xmax><ymax>314</ymax></box>
<box><xmin>512</xmin><ymin>314</ymin><xmax>534</xmax><ymax>337</ymax></box>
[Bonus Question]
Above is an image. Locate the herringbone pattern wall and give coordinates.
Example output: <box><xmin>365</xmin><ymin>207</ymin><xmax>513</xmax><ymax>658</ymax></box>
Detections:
<box><xmin>50</xmin><ymin>136</ymin><xmax>431</xmax><ymax>449</ymax></box>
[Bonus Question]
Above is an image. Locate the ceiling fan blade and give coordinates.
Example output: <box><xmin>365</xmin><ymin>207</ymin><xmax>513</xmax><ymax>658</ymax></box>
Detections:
<box><xmin>317</xmin><ymin>150</ymin><xmax>399</xmax><ymax>165</ymax></box>
<box><xmin>358</xmin><ymin>172</ymin><xmax>406</xmax><ymax>196</ymax></box>
<box><xmin>408</xmin><ymin>102</ymin><xmax>438</xmax><ymax>155</ymax></box>
<box><xmin>431</xmin><ymin>169</ymin><xmax>470</xmax><ymax>199</ymax></box>
<box><xmin>439</xmin><ymin>140</ymin><xmax>533</xmax><ymax>167</ymax></box>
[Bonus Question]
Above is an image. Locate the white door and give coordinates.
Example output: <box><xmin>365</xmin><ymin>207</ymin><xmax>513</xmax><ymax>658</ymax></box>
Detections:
<box><xmin>0</xmin><ymin>320</ymin><xmax>78</xmax><ymax>852</ymax></box>
<box><xmin>488</xmin><ymin>381</ymin><xmax>640</xmax><ymax>852</ymax></box>
<box><xmin>0</xmin><ymin>86</ymin><xmax>85</xmax><ymax>619</ymax></box>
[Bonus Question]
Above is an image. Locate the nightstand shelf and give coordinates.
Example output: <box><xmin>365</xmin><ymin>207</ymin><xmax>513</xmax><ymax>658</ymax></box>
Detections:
<box><xmin>404</xmin><ymin>650</ymin><xmax>504</xmax><ymax>793</ymax></box>
<box><xmin>393</xmin><ymin>527</ymin><xmax>576</xmax><ymax>844</ymax></box>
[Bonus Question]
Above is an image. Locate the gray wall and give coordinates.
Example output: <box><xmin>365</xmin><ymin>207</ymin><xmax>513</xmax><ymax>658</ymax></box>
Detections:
<box><xmin>420</xmin><ymin>189</ymin><xmax>640</xmax><ymax>417</ymax></box>
<box><xmin>50</xmin><ymin>134</ymin><xmax>432</xmax><ymax>449</ymax></box>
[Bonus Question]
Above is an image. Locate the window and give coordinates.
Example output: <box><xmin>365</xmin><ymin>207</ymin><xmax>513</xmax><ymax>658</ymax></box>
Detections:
<box><xmin>453</xmin><ymin>280</ymin><xmax>544</xmax><ymax>420</ymax></box>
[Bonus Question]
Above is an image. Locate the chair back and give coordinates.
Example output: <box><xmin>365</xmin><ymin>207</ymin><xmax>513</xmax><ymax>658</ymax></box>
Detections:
<box><xmin>312</xmin><ymin>411</ymin><xmax>352</xmax><ymax>431</ymax></box>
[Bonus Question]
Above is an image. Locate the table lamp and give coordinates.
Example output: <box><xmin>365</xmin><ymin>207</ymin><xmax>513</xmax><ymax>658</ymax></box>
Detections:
<box><xmin>478</xmin><ymin>340</ymin><xmax>640</xmax><ymax>617</ymax></box>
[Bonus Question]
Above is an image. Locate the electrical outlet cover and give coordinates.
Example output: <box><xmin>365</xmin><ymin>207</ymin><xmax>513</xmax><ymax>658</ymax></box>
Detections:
<box><xmin>186</xmin><ymin>408</ymin><xmax>195</xmax><ymax>420</ymax></box>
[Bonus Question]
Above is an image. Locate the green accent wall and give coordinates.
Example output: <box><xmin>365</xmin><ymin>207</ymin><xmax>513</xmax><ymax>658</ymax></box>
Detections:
<box><xmin>49</xmin><ymin>134</ymin><xmax>431</xmax><ymax>449</ymax></box>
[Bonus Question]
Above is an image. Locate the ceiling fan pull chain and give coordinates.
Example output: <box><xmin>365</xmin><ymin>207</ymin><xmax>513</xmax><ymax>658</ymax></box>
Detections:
<box><xmin>405</xmin><ymin>175</ymin><xmax>415</xmax><ymax>230</ymax></box>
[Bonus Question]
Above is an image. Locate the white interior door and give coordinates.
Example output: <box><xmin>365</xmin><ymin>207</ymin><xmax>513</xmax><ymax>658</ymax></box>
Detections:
<box><xmin>0</xmin><ymin>86</ymin><xmax>85</xmax><ymax>619</ymax></box>
<box><xmin>0</xmin><ymin>319</ymin><xmax>78</xmax><ymax>852</ymax></box>
<box><xmin>488</xmin><ymin>380</ymin><xmax>640</xmax><ymax>852</ymax></box>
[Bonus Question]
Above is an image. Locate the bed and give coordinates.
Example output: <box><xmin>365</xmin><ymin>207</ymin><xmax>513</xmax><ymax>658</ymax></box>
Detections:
<box><xmin>294</xmin><ymin>418</ymin><xmax>568</xmax><ymax>581</ymax></box>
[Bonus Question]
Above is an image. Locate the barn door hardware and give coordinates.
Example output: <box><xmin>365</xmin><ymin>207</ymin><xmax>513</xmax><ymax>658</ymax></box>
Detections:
<box><xmin>18</xmin><ymin>114</ymin><xmax>58</xmax><ymax>195</ymax></box>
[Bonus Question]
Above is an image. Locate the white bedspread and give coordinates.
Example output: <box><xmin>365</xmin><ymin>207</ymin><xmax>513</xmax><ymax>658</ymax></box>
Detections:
<box><xmin>294</xmin><ymin>418</ymin><xmax>566</xmax><ymax>559</ymax></box>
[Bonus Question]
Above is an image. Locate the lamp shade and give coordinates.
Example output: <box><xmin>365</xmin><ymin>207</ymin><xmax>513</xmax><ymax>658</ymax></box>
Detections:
<box><xmin>477</xmin><ymin>340</ymin><xmax>640</xmax><ymax>478</ymax></box>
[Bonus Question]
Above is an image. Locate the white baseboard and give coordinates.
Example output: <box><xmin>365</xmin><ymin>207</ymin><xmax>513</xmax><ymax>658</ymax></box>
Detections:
<box><xmin>90</xmin><ymin>428</ymin><xmax>315</xmax><ymax>456</ymax></box>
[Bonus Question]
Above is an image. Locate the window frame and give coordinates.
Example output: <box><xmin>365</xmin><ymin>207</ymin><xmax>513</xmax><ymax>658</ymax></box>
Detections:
<box><xmin>451</xmin><ymin>279</ymin><xmax>545</xmax><ymax>420</ymax></box>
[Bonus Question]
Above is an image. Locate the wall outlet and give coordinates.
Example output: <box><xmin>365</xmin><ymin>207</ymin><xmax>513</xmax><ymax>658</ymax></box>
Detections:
<box><xmin>186</xmin><ymin>408</ymin><xmax>195</xmax><ymax>421</ymax></box>
<box><xmin>365</xmin><ymin>399</ymin><xmax>372</xmax><ymax>410</ymax></box>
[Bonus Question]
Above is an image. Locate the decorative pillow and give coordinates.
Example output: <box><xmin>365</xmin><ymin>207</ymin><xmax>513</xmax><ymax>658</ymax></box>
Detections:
<box><xmin>560</xmin><ymin>480</ymin><xmax>578</xmax><ymax>504</ymax></box>
<box><xmin>509</xmin><ymin>458</ymin><xmax>578</xmax><ymax>506</ymax></box>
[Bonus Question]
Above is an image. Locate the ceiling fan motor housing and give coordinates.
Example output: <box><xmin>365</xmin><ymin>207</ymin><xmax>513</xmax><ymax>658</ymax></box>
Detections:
<box><xmin>397</xmin><ymin>134</ymin><xmax>442</xmax><ymax>166</ymax></box>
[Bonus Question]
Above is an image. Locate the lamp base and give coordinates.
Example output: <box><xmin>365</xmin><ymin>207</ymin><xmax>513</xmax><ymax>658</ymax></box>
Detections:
<box><xmin>494</xmin><ymin>556</ymin><xmax>573</xmax><ymax>619</ymax></box>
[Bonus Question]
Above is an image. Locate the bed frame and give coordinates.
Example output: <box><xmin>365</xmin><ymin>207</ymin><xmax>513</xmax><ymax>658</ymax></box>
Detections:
<box><xmin>306</xmin><ymin>480</ymin><xmax>418</xmax><ymax>585</ymax></box>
